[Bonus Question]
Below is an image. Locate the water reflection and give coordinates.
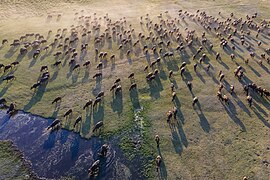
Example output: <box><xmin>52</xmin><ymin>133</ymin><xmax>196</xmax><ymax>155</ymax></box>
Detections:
<box><xmin>0</xmin><ymin>111</ymin><xmax>132</xmax><ymax>179</ymax></box>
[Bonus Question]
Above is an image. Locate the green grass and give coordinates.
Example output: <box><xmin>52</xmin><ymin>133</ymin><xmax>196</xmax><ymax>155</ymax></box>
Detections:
<box><xmin>0</xmin><ymin>141</ymin><xmax>35</xmax><ymax>180</ymax></box>
<box><xmin>0</xmin><ymin>0</ymin><xmax>270</xmax><ymax>179</ymax></box>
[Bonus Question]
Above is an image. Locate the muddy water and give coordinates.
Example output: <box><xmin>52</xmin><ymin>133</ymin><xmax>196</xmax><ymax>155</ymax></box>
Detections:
<box><xmin>0</xmin><ymin>110</ymin><xmax>134</xmax><ymax>180</ymax></box>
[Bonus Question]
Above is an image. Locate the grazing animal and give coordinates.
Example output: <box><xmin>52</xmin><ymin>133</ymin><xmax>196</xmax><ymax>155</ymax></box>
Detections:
<box><xmin>110</xmin><ymin>84</ymin><xmax>117</xmax><ymax>91</ymax></box>
<box><xmin>0</xmin><ymin>98</ymin><xmax>7</xmax><ymax>105</ymax></box>
<box><xmin>0</xmin><ymin>64</ymin><xmax>4</xmax><ymax>69</ymax></box>
<box><xmin>69</xmin><ymin>59</ymin><xmax>75</xmax><ymax>66</ymax></box>
<box><xmin>169</xmin><ymin>70</ymin><xmax>173</xmax><ymax>78</ymax></box>
<box><xmin>40</xmin><ymin>66</ymin><xmax>48</xmax><ymax>72</ymax></box>
<box><xmin>92</xmin><ymin>121</ymin><xmax>104</xmax><ymax>133</ymax></box>
<box><xmin>155</xmin><ymin>135</ymin><xmax>160</xmax><ymax>148</ymax></box>
<box><xmin>6</xmin><ymin>103</ymin><xmax>15</xmax><ymax>114</ymax></box>
<box><xmin>97</xmin><ymin>91</ymin><xmax>105</xmax><ymax>98</ymax></box>
<box><xmin>192</xmin><ymin>97</ymin><xmax>198</xmax><ymax>107</ymax></box>
<box><xmin>187</xmin><ymin>81</ymin><xmax>192</xmax><ymax>90</ymax></box>
<box><xmin>230</xmin><ymin>85</ymin><xmax>234</xmax><ymax>94</ymax></box>
<box><xmin>114</xmin><ymin>78</ymin><xmax>121</xmax><ymax>84</ymax></box>
<box><xmin>52</xmin><ymin>97</ymin><xmax>62</xmax><ymax>104</ymax></box>
<box><xmin>93</xmin><ymin>97</ymin><xmax>102</xmax><ymax>107</ymax></box>
<box><xmin>4</xmin><ymin>65</ymin><xmax>12</xmax><ymax>72</ymax></box>
<box><xmin>83</xmin><ymin>61</ymin><xmax>91</xmax><ymax>67</ymax></box>
<box><xmin>180</xmin><ymin>67</ymin><xmax>185</xmax><ymax>76</ymax></box>
<box><xmin>172</xmin><ymin>91</ymin><xmax>177</xmax><ymax>101</ymax></box>
<box><xmin>83</xmin><ymin>99</ymin><xmax>93</xmax><ymax>109</ymax></box>
<box><xmin>180</xmin><ymin>62</ymin><xmax>186</xmax><ymax>69</ymax></box>
<box><xmin>31</xmin><ymin>82</ymin><xmax>41</xmax><ymax>90</ymax></box>
<box><xmin>96</xmin><ymin>62</ymin><xmax>103</xmax><ymax>69</ymax></box>
<box><xmin>93</xmin><ymin>73</ymin><xmax>102</xmax><ymax>78</ymax></box>
<box><xmin>3</xmin><ymin>75</ymin><xmax>15</xmax><ymax>82</ymax></box>
<box><xmin>247</xmin><ymin>96</ymin><xmax>252</xmax><ymax>107</ymax></box>
<box><xmin>73</xmin><ymin>115</ymin><xmax>82</xmax><ymax>128</ymax></box>
<box><xmin>52</xmin><ymin>60</ymin><xmax>61</xmax><ymax>67</ymax></box>
<box><xmin>2</xmin><ymin>39</ymin><xmax>8</xmax><ymax>45</ymax></box>
<box><xmin>115</xmin><ymin>85</ymin><xmax>122</xmax><ymax>94</ymax></box>
<box><xmin>128</xmin><ymin>73</ymin><xmax>134</xmax><ymax>79</ymax></box>
<box><xmin>156</xmin><ymin>155</ymin><xmax>162</xmax><ymax>172</ymax></box>
<box><xmin>144</xmin><ymin>65</ymin><xmax>148</xmax><ymax>72</ymax></box>
<box><xmin>129</xmin><ymin>83</ymin><xmax>137</xmax><ymax>91</ymax></box>
<box><xmin>73</xmin><ymin>64</ymin><xmax>80</xmax><ymax>71</ymax></box>
<box><xmin>88</xmin><ymin>160</ymin><xmax>100</xmax><ymax>177</ymax></box>
<box><xmin>47</xmin><ymin>119</ymin><xmax>61</xmax><ymax>130</ymax></box>
<box><xmin>99</xmin><ymin>144</ymin><xmax>109</xmax><ymax>157</ymax></box>
<box><xmin>219</xmin><ymin>73</ymin><xmax>225</xmax><ymax>81</ymax></box>
<box><xmin>33</xmin><ymin>50</ymin><xmax>41</xmax><ymax>59</ymax></box>
<box><xmin>63</xmin><ymin>109</ymin><xmax>72</xmax><ymax>117</ymax></box>
<box><xmin>10</xmin><ymin>61</ymin><xmax>20</xmax><ymax>66</ymax></box>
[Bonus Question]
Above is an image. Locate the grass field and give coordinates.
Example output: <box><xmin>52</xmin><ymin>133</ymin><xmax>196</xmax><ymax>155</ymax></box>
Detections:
<box><xmin>0</xmin><ymin>0</ymin><xmax>270</xmax><ymax>179</ymax></box>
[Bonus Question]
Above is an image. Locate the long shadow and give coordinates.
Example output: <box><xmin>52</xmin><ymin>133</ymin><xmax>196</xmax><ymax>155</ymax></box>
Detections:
<box><xmin>50</xmin><ymin>70</ymin><xmax>59</xmax><ymax>82</ymax></box>
<box><xmin>175</xmin><ymin>106</ymin><xmax>185</xmax><ymax>125</ymax></box>
<box><xmin>194</xmin><ymin>102</ymin><xmax>210</xmax><ymax>133</ymax></box>
<box><xmin>248</xmin><ymin>65</ymin><xmax>261</xmax><ymax>77</ymax></box>
<box><xmin>155</xmin><ymin>75</ymin><xmax>164</xmax><ymax>92</ymax></box>
<box><xmin>51</xmin><ymin>106</ymin><xmax>60</xmax><ymax>118</ymax></box>
<box><xmin>251</xmin><ymin>103</ymin><xmax>270</xmax><ymax>128</ymax></box>
<box><xmin>222</xmin><ymin>100</ymin><xmax>246</xmax><ymax>132</ymax></box>
<box><xmin>60</xmin><ymin>130</ymin><xmax>69</xmax><ymax>145</ymax></box>
<box><xmin>29</xmin><ymin>58</ymin><xmax>37</xmax><ymax>68</ymax></box>
<box><xmin>157</xmin><ymin>149</ymin><xmax>168</xmax><ymax>180</ymax></box>
<box><xmin>217</xmin><ymin>58</ymin><xmax>230</xmax><ymax>70</ymax></box>
<box><xmin>173</xmin><ymin>96</ymin><xmax>181</xmax><ymax>108</ymax></box>
<box><xmin>260</xmin><ymin>64</ymin><xmax>270</xmax><ymax>74</ymax></box>
<box><xmin>4</xmin><ymin>47</ymin><xmax>18</xmax><ymax>58</ymax></box>
<box><xmin>16</xmin><ymin>53</ymin><xmax>26</xmax><ymax>62</ymax></box>
<box><xmin>82</xmin><ymin>70</ymin><xmax>90</xmax><ymax>83</ymax></box>
<box><xmin>93</xmin><ymin>105</ymin><xmax>104</xmax><ymax>124</ymax></box>
<box><xmin>82</xmin><ymin>112</ymin><xmax>92</xmax><ymax>136</ymax></box>
<box><xmin>43</xmin><ymin>130</ymin><xmax>57</xmax><ymax>150</ymax></box>
<box><xmin>0</xmin><ymin>83</ymin><xmax>12</xmax><ymax>97</ymax></box>
<box><xmin>196</xmin><ymin>71</ymin><xmax>205</xmax><ymax>83</ymax></box>
<box><xmin>159</xmin><ymin>70</ymin><xmax>167</xmax><ymax>80</ymax></box>
<box><xmin>149</xmin><ymin>81</ymin><xmax>161</xmax><ymax>99</ymax></box>
<box><xmin>130</xmin><ymin>89</ymin><xmax>141</xmax><ymax>110</ymax></box>
<box><xmin>72</xmin><ymin>72</ymin><xmax>79</xmax><ymax>84</ymax></box>
<box><xmin>111</xmin><ymin>92</ymin><xmax>123</xmax><ymax>116</ymax></box>
<box><xmin>66</xmin><ymin>65</ymin><xmax>74</xmax><ymax>79</ymax></box>
<box><xmin>177</xmin><ymin>123</ymin><xmax>188</xmax><ymax>148</ymax></box>
<box><xmin>71</xmin><ymin>135</ymin><xmax>80</xmax><ymax>159</ymax></box>
<box><xmin>0</xmin><ymin>114</ymin><xmax>11</xmax><ymax>130</ymax></box>
<box><xmin>231</xmin><ymin>93</ymin><xmax>251</xmax><ymax>116</ymax></box>
<box><xmin>171</xmin><ymin>130</ymin><xmax>183</xmax><ymax>155</ymax></box>
<box><xmin>23</xmin><ymin>84</ymin><xmax>47</xmax><ymax>111</ymax></box>
<box><xmin>253</xmin><ymin>101</ymin><xmax>268</xmax><ymax>118</ymax></box>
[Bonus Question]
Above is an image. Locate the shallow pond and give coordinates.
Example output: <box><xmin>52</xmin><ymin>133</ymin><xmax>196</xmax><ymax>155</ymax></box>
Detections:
<box><xmin>0</xmin><ymin>110</ymin><xmax>135</xmax><ymax>179</ymax></box>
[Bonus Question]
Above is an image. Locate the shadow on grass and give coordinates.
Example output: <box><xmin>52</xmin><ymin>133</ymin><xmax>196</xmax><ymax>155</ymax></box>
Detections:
<box><xmin>23</xmin><ymin>83</ymin><xmax>47</xmax><ymax>111</ymax></box>
<box><xmin>82</xmin><ymin>70</ymin><xmax>90</xmax><ymax>83</ymax></box>
<box><xmin>0</xmin><ymin>83</ymin><xmax>12</xmax><ymax>97</ymax></box>
<box><xmin>157</xmin><ymin>148</ymin><xmax>167</xmax><ymax>180</ymax></box>
<box><xmin>111</xmin><ymin>92</ymin><xmax>123</xmax><ymax>116</ymax></box>
<box><xmin>4</xmin><ymin>47</ymin><xmax>18</xmax><ymax>58</ymax></box>
<box><xmin>194</xmin><ymin>102</ymin><xmax>210</xmax><ymax>133</ymax></box>
<box><xmin>81</xmin><ymin>112</ymin><xmax>92</xmax><ymax>136</ymax></box>
<box><xmin>222</xmin><ymin>99</ymin><xmax>246</xmax><ymax>132</ymax></box>
<box><xmin>252</xmin><ymin>102</ymin><xmax>270</xmax><ymax>128</ymax></box>
<box><xmin>93</xmin><ymin>104</ymin><xmax>104</xmax><ymax>125</ymax></box>
<box><xmin>130</xmin><ymin>88</ymin><xmax>141</xmax><ymax>110</ymax></box>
